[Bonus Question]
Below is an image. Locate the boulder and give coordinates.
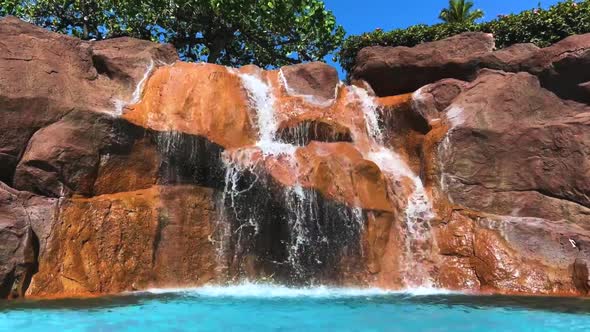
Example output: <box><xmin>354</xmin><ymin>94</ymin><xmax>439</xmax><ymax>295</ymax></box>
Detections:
<box><xmin>411</xmin><ymin>79</ymin><xmax>468</xmax><ymax>126</ymax></box>
<box><xmin>434</xmin><ymin>211</ymin><xmax>590</xmax><ymax>295</ymax></box>
<box><xmin>295</xmin><ymin>142</ymin><xmax>394</xmax><ymax>212</ymax></box>
<box><xmin>91</xmin><ymin>37</ymin><xmax>177</xmax><ymax>94</ymax></box>
<box><xmin>352</xmin><ymin>32</ymin><xmax>495</xmax><ymax>96</ymax></box>
<box><xmin>280</xmin><ymin>62</ymin><xmax>340</xmax><ymax>102</ymax></box>
<box><xmin>439</xmin><ymin>70</ymin><xmax>590</xmax><ymax>217</ymax></box>
<box><xmin>0</xmin><ymin>16</ymin><xmax>177</xmax><ymax>184</ymax></box>
<box><xmin>477</xmin><ymin>43</ymin><xmax>540</xmax><ymax>72</ymax></box>
<box><xmin>225</xmin><ymin>142</ymin><xmax>396</xmax><ymax>213</ymax></box>
<box><xmin>124</xmin><ymin>62</ymin><xmax>256</xmax><ymax>149</ymax></box>
<box><xmin>520</xmin><ymin>33</ymin><xmax>590</xmax><ymax>103</ymax></box>
<box><xmin>13</xmin><ymin>111</ymin><xmax>140</xmax><ymax>197</ymax></box>
<box><xmin>353</xmin><ymin>31</ymin><xmax>590</xmax><ymax>103</ymax></box>
<box><xmin>0</xmin><ymin>182</ymin><xmax>56</xmax><ymax>299</ymax></box>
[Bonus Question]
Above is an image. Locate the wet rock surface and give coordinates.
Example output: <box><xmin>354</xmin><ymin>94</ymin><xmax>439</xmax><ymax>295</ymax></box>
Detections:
<box><xmin>1</xmin><ymin>16</ymin><xmax>590</xmax><ymax>298</ymax></box>
<box><xmin>27</xmin><ymin>186</ymin><xmax>217</xmax><ymax>297</ymax></box>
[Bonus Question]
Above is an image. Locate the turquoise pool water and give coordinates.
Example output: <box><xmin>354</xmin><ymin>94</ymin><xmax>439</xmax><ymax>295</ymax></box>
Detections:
<box><xmin>1</xmin><ymin>284</ymin><xmax>590</xmax><ymax>331</ymax></box>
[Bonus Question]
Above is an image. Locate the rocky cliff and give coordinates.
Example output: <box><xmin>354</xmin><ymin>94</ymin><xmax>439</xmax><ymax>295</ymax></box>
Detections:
<box><xmin>0</xmin><ymin>16</ymin><xmax>588</xmax><ymax>299</ymax></box>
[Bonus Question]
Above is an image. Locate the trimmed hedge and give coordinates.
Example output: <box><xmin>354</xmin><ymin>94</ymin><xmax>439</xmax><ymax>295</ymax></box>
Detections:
<box><xmin>337</xmin><ymin>0</ymin><xmax>590</xmax><ymax>75</ymax></box>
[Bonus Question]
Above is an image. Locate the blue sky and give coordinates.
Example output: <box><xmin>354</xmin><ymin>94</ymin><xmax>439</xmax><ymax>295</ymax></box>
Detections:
<box><xmin>324</xmin><ymin>0</ymin><xmax>562</xmax><ymax>76</ymax></box>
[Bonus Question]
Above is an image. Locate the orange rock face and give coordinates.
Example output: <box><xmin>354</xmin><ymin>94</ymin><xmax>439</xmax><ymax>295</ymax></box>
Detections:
<box><xmin>93</xmin><ymin>138</ymin><xmax>161</xmax><ymax>195</ymax></box>
<box><xmin>124</xmin><ymin>62</ymin><xmax>256</xmax><ymax>148</ymax></box>
<box><xmin>28</xmin><ymin>186</ymin><xmax>218</xmax><ymax>298</ymax></box>
<box><xmin>295</xmin><ymin>142</ymin><xmax>393</xmax><ymax>212</ymax></box>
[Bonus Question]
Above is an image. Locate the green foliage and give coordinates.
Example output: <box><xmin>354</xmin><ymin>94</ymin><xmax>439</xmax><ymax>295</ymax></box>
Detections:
<box><xmin>439</xmin><ymin>0</ymin><xmax>484</xmax><ymax>23</ymax></box>
<box><xmin>0</xmin><ymin>0</ymin><xmax>345</xmax><ymax>68</ymax></box>
<box><xmin>337</xmin><ymin>0</ymin><xmax>590</xmax><ymax>75</ymax></box>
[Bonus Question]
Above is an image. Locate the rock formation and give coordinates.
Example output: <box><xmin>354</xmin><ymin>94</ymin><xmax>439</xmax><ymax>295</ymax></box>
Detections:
<box><xmin>353</xmin><ymin>31</ymin><xmax>590</xmax><ymax>104</ymax></box>
<box><xmin>0</xmin><ymin>16</ymin><xmax>589</xmax><ymax>299</ymax></box>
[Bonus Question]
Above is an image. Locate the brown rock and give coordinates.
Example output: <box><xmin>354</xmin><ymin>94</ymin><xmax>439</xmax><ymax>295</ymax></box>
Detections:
<box><xmin>0</xmin><ymin>182</ymin><xmax>57</xmax><ymax>299</ymax></box>
<box><xmin>93</xmin><ymin>137</ymin><xmax>161</xmax><ymax>195</ymax></box>
<box><xmin>377</xmin><ymin>93</ymin><xmax>429</xmax><ymax>173</ymax></box>
<box><xmin>432</xmin><ymin>211</ymin><xmax>589</xmax><ymax>295</ymax></box>
<box><xmin>280</xmin><ymin>62</ymin><xmax>339</xmax><ymax>102</ymax></box>
<box><xmin>91</xmin><ymin>37</ymin><xmax>177</xmax><ymax>94</ymax></box>
<box><xmin>295</xmin><ymin>142</ymin><xmax>394</xmax><ymax>212</ymax></box>
<box><xmin>478</xmin><ymin>43</ymin><xmax>540</xmax><ymax>72</ymax></box>
<box><xmin>352</xmin><ymin>32</ymin><xmax>495</xmax><ymax>96</ymax></box>
<box><xmin>277</xmin><ymin>117</ymin><xmax>353</xmax><ymax>145</ymax></box>
<box><xmin>353</xmin><ymin>32</ymin><xmax>590</xmax><ymax>103</ymax></box>
<box><xmin>229</xmin><ymin>142</ymin><xmax>395</xmax><ymax>213</ymax></box>
<box><xmin>13</xmin><ymin>111</ymin><xmax>140</xmax><ymax>197</ymax></box>
<box><xmin>436</xmin><ymin>257</ymin><xmax>480</xmax><ymax>290</ymax></box>
<box><xmin>411</xmin><ymin>79</ymin><xmax>468</xmax><ymax>125</ymax></box>
<box><xmin>439</xmin><ymin>70</ymin><xmax>590</xmax><ymax>219</ymax></box>
<box><xmin>0</xmin><ymin>16</ymin><xmax>176</xmax><ymax>184</ymax></box>
<box><xmin>435</xmin><ymin>213</ymin><xmax>474</xmax><ymax>257</ymax></box>
<box><xmin>0</xmin><ymin>16</ymin><xmax>96</xmax><ymax>183</ymax></box>
<box><xmin>573</xmin><ymin>258</ymin><xmax>589</xmax><ymax>295</ymax></box>
<box><xmin>363</xmin><ymin>212</ymin><xmax>394</xmax><ymax>274</ymax></box>
<box><xmin>521</xmin><ymin>33</ymin><xmax>590</xmax><ymax>103</ymax></box>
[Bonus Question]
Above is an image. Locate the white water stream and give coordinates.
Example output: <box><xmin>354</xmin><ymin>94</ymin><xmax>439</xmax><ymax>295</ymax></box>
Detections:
<box><xmin>349</xmin><ymin>86</ymin><xmax>435</xmax><ymax>287</ymax></box>
<box><xmin>216</xmin><ymin>72</ymin><xmax>364</xmax><ymax>280</ymax></box>
<box><xmin>209</xmin><ymin>70</ymin><xmax>435</xmax><ymax>287</ymax></box>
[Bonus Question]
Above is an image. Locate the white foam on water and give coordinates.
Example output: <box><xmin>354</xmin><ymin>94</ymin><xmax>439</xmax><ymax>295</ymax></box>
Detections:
<box><xmin>139</xmin><ymin>283</ymin><xmax>458</xmax><ymax>298</ymax></box>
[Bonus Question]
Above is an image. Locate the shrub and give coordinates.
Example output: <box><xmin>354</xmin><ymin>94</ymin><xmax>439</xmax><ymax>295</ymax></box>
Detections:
<box><xmin>337</xmin><ymin>0</ymin><xmax>590</xmax><ymax>75</ymax></box>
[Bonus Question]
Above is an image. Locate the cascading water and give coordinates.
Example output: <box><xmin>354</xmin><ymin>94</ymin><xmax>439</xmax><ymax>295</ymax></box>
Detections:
<box><xmin>350</xmin><ymin>86</ymin><xmax>436</xmax><ymax>287</ymax></box>
<box><xmin>215</xmin><ymin>72</ymin><xmax>364</xmax><ymax>284</ymax></box>
<box><xmin>126</xmin><ymin>62</ymin><xmax>436</xmax><ymax>288</ymax></box>
<box><xmin>239</xmin><ymin>73</ymin><xmax>296</xmax><ymax>157</ymax></box>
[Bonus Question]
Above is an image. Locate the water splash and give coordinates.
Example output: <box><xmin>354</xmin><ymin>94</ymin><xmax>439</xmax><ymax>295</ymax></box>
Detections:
<box><xmin>139</xmin><ymin>282</ymin><xmax>457</xmax><ymax>298</ymax></box>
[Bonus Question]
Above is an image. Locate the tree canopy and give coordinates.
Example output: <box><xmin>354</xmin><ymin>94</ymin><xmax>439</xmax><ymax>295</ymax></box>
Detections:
<box><xmin>439</xmin><ymin>0</ymin><xmax>484</xmax><ymax>23</ymax></box>
<box><xmin>0</xmin><ymin>0</ymin><xmax>345</xmax><ymax>67</ymax></box>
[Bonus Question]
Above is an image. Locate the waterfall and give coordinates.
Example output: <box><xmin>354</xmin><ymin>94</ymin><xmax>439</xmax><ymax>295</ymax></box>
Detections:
<box><xmin>239</xmin><ymin>73</ymin><xmax>296</xmax><ymax>157</ymax></box>
<box><xmin>214</xmin><ymin>72</ymin><xmax>364</xmax><ymax>284</ymax></box>
<box><xmin>352</xmin><ymin>86</ymin><xmax>384</xmax><ymax>144</ymax></box>
<box><xmin>350</xmin><ymin>86</ymin><xmax>435</xmax><ymax>287</ymax></box>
